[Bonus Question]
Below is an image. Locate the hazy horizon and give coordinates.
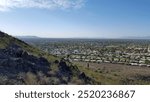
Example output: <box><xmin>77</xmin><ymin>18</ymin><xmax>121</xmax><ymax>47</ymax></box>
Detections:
<box><xmin>15</xmin><ymin>35</ymin><xmax>150</xmax><ymax>40</ymax></box>
<box><xmin>0</xmin><ymin>0</ymin><xmax>150</xmax><ymax>38</ymax></box>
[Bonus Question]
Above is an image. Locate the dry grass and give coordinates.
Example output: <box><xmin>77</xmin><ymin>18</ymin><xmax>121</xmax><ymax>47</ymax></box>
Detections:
<box><xmin>74</xmin><ymin>62</ymin><xmax>150</xmax><ymax>85</ymax></box>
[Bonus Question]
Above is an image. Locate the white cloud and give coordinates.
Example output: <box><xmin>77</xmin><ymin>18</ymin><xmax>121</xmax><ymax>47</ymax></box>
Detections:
<box><xmin>0</xmin><ymin>0</ymin><xmax>85</xmax><ymax>11</ymax></box>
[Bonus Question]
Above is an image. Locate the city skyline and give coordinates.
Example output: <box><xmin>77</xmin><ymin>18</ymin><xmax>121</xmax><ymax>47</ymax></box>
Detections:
<box><xmin>0</xmin><ymin>0</ymin><xmax>150</xmax><ymax>38</ymax></box>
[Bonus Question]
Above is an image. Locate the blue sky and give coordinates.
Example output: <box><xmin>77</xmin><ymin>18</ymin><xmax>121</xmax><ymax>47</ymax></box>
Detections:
<box><xmin>0</xmin><ymin>0</ymin><xmax>150</xmax><ymax>38</ymax></box>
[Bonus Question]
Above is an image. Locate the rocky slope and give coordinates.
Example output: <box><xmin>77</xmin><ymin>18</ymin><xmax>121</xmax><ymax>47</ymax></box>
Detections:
<box><xmin>0</xmin><ymin>31</ymin><xmax>95</xmax><ymax>85</ymax></box>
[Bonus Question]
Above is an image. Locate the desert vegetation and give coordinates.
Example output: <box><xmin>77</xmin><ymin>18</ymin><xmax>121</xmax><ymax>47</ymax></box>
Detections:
<box><xmin>74</xmin><ymin>62</ymin><xmax>150</xmax><ymax>85</ymax></box>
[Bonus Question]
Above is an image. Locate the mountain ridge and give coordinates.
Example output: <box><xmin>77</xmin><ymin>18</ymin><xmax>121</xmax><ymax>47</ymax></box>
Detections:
<box><xmin>15</xmin><ymin>36</ymin><xmax>40</xmax><ymax>39</ymax></box>
<box><xmin>0</xmin><ymin>31</ymin><xmax>95</xmax><ymax>85</ymax></box>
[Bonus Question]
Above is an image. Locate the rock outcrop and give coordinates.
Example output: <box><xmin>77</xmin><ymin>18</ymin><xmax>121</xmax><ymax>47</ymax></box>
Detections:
<box><xmin>0</xmin><ymin>44</ymin><xmax>50</xmax><ymax>77</ymax></box>
<box><xmin>0</xmin><ymin>31</ymin><xmax>95</xmax><ymax>85</ymax></box>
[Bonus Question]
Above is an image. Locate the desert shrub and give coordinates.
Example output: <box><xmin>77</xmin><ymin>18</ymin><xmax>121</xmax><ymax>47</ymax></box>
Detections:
<box><xmin>48</xmin><ymin>77</ymin><xmax>60</xmax><ymax>85</ymax></box>
<box><xmin>113</xmin><ymin>73</ymin><xmax>118</xmax><ymax>76</ymax></box>
<box><xmin>23</xmin><ymin>72</ymin><xmax>38</xmax><ymax>85</ymax></box>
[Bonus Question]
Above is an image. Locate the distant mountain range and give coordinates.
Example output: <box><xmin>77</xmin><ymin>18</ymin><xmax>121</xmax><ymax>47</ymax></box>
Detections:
<box><xmin>122</xmin><ymin>36</ymin><xmax>150</xmax><ymax>39</ymax></box>
<box><xmin>15</xmin><ymin>35</ymin><xmax>150</xmax><ymax>40</ymax></box>
<box><xmin>15</xmin><ymin>36</ymin><xmax>40</xmax><ymax>39</ymax></box>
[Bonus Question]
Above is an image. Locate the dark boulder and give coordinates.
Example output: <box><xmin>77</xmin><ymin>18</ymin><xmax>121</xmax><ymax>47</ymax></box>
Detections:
<box><xmin>79</xmin><ymin>72</ymin><xmax>92</xmax><ymax>84</ymax></box>
<box><xmin>79</xmin><ymin>72</ymin><xmax>86</xmax><ymax>79</ymax></box>
<box><xmin>58</xmin><ymin>61</ymin><xmax>72</xmax><ymax>76</ymax></box>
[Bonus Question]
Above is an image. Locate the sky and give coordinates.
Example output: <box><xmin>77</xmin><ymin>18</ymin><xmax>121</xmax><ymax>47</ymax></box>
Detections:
<box><xmin>0</xmin><ymin>0</ymin><xmax>150</xmax><ymax>38</ymax></box>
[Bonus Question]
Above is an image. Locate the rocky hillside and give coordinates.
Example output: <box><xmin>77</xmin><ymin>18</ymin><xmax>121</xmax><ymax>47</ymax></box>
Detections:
<box><xmin>0</xmin><ymin>31</ymin><xmax>95</xmax><ymax>85</ymax></box>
